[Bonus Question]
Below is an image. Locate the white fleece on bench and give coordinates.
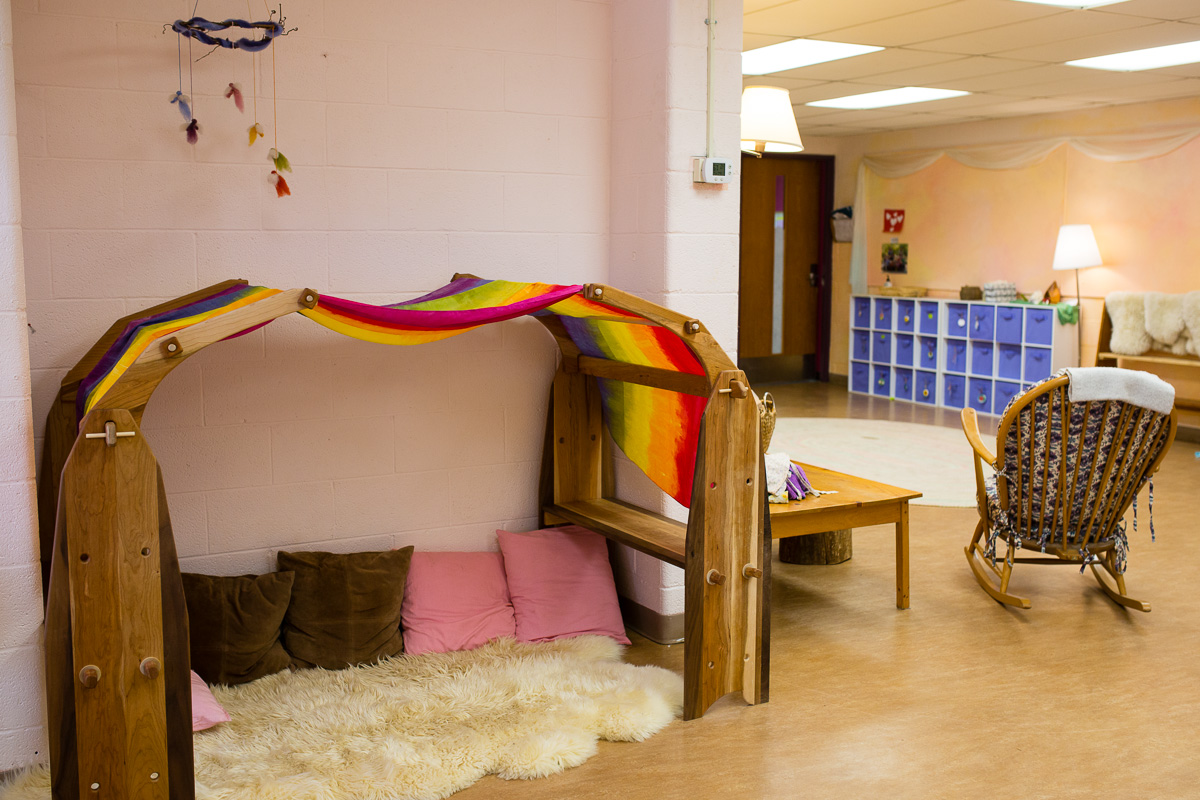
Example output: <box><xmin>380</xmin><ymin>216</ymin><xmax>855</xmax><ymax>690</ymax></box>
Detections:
<box><xmin>1065</xmin><ymin>367</ymin><xmax>1175</xmax><ymax>415</ymax></box>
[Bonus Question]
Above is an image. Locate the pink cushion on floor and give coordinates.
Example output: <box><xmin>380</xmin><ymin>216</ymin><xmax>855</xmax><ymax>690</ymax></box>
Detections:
<box><xmin>191</xmin><ymin>670</ymin><xmax>230</xmax><ymax>732</ymax></box>
<box><xmin>400</xmin><ymin>551</ymin><xmax>517</xmax><ymax>656</ymax></box>
<box><xmin>497</xmin><ymin>526</ymin><xmax>630</xmax><ymax>645</ymax></box>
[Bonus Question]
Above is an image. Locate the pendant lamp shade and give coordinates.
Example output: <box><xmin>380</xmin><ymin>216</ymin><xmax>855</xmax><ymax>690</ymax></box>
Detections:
<box><xmin>1052</xmin><ymin>224</ymin><xmax>1103</xmax><ymax>271</ymax></box>
<box><xmin>741</xmin><ymin>86</ymin><xmax>804</xmax><ymax>153</ymax></box>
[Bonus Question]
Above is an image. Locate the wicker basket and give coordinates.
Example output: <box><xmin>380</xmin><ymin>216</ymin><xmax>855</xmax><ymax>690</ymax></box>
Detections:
<box><xmin>878</xmin><ymin>286</ymin><xmax>927</xmax><ymax>297</ymax></box>
<box><xmin>757</xmin><ymin>392</ymin><xmax>776</xmax><ymax>454</ymax></box>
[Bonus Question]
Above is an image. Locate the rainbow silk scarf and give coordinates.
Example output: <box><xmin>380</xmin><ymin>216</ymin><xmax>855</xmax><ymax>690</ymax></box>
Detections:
<box><xmin>77</xmin><ymin>278</ymin><xmax>711</xmax><ymax>507</ymax></box>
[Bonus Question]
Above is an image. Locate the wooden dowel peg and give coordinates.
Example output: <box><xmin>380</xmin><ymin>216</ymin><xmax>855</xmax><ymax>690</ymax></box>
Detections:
<box><xmin>685</xmin><ymin>319</ymin><xmax>701</xmax><ymax>334</ymax></box>
<box><xmin>162</xmin><ymin>336</ymin><xmax>183</xmax><ymax>358</ymax></box>
<box><xmin>706</xmin><ymin>569</ymin><xmax>726</xmax><ymax>586</ymax></box>
<box><xmin>84</xmin><ymin>422</ymin><xmax>135</xmax><ymax>445</ymax></box>
<box><xmin>139</xmin><ymin>657</ymin><xmax>161</xmax><ymax>679</ymax></box>
<box><xmin>300</xmin><ymin>288</ymin><xmax>319</xmax><ymax>309</ymax></box>
<box><xmin>729</xmin><ymin>379</ymin><xmax>748</xmax><ymax>398</ymax></box>
<box><xmin>742</xmin><ymin>564</ymin><xmax>763</xmax><ymax>579</ymax></box>
<box><xmin>78</xmin><ymin>665</ymin><xmax>101</xmax><ymax>689</ymax></box>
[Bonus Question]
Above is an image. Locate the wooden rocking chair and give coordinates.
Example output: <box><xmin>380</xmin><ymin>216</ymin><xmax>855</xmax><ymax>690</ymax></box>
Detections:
<box><xmin>961</xmin><ymin>371</ymin><xmax>1177</xmax><ymax>611</ymax></box>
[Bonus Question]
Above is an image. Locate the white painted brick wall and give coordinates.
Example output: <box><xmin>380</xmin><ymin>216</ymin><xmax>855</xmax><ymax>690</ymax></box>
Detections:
<box><xmin>609</xmin><ymin>0</ymin><xmax>741</xmax><ymax>617</ymax></box>
<box><xmin>10</xmin><ymin>0</ymin><xmax>617</xmax><ymax>768</ymax></box>
<box><xmin>0</xmin><ymin>0</ymin><xmax>44</xmax><ymax>770</ymax></box>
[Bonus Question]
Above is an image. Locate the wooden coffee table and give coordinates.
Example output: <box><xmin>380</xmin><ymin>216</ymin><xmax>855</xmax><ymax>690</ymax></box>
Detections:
<box><xmin>769</xmin><ymin>463</ymin><xmax>922</xmax><ymax>609</ymax></box>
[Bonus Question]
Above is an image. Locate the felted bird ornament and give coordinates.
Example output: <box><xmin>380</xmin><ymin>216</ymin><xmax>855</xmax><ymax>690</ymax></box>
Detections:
<box><xmin>269</xmin><ymin>170</ymin><xmax>290</xmax><ymax>197</ymax></box>
<box><xmin>225</xmin><ymin>82</ymin><xmax>244</xmax><ymax>112</ymax></box>
<box><xmin>248</xmin><ymin>121</ymin><xmax>265</xmax><ymax>146</ymax></box>
<box><xmin>169</xmin><ymin>90</ymin><xmax>191</xmax><ymax>121</ymax></box>
<box><xmin>268</xmin><ymin>147</ymin><xmax>291</xmax><ymax>172</ymax></box>
<box><xmin>184</xmin><ymin>119</ymin><xmax>200</xmax><ymax>144</ymax></box>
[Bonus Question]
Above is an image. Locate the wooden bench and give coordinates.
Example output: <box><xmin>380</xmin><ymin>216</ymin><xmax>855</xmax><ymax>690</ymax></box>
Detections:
<box><xmin>1096</xmin><ymin>301</ymin><xmax>1200</xmax><ymax>411</ymax></box>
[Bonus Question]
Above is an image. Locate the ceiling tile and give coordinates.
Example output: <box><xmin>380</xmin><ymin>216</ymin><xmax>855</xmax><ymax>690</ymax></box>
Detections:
<box><xmin>869</xmin><ymin>112</ymin><xmax>989</xmax><ymax>128</ymax></box>
<box><xmin>931</xmin><ymin>64</ymin><xmax>1080</xmax><ymax>91</ymax></box>
<box><xmin>794</xmin><ymin>108</ymin><xmax>930</xmax><ymax>125</ymax></box>
<box><xmin>743</xmin><ymin>0</ymin><xmax>956</xmax><ymax>38</ymax></box>
<box><xmin>1156</xmin><ymin>61</ymin><xmax>1200</xmax><ymax>77</ymax></box>
<box><xmin>766</xmin><ymin>48</ymin><xmax>961</xmax><ymax>81</ymax></box>
<box><xmin>814</xmin><ymin>0</ymin><xmax>1062</xmax><ymax>48</ymax></box>
<box><xmin>1096</xmin><ymin>0</ymin><xmax>1200</xmax><ymax>21</ymax></box>
<box><xmin>999</xmin><ymin>19</ymin><xmax>1200</xmax><ymax>62</ymax></box>
<box><xmin>963</xmin><ymin>97</ymin><xmax>1101</xmax><ymax>116</ymax></box>
<box><xmin>910</xmin><ymin>9</ymin><xmax>1145</xmax><ymax>55</ymax></box>
<box><xmin>742</xmin><ymin>32</ymin><xmax>792</xmax><ymax>51</ymax></box>
<box><xmin>784</xmin><ymin>80</ymin><xmax>898</xmax><ymax>104</ymax></box>
<box><xmin>744</xmin><ymin>0</ymin><xmax>793</xmax><ymax>14</ymax></box>
<box><xmin>900</xmin><ymin>91</ymin><xmax>1019</xmax><ymax>111</ymax></box>
<box><xmin>866</xmin><ymin>55</ymin><xmax>1042</xmax><ymax>88</ymax></box>
<box><xmin>796</xmin><ymin>125</ymin><xmax>889</xmax><ymax>136</ymax></box>
<box><xmin>1044</xmin><ymin>77</ymin><xmax>1200</xmax><ymax>102</ymax></box>
<box><xmin>1005</xmin><ymin>69</ymin><xmax>1184</xmax><ymax>97</ymax></box>
<box><xmin>741</xmin><ymin>75</ymin><xmax>828</xmax><ymax>91</ymax></box>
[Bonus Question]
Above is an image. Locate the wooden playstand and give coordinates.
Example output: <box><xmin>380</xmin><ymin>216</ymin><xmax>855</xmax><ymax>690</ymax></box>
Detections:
<box><xmin>38</xmin><ymin>278</ymin><xmax>768</xmax><ymax>799</ymax></box>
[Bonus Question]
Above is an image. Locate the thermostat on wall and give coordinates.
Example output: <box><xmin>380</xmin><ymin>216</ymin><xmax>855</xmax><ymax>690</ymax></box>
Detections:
<box><xmin>693</xmin><ymin>157</ymin><xmax>734</xmax><ymax>184</ymax></box>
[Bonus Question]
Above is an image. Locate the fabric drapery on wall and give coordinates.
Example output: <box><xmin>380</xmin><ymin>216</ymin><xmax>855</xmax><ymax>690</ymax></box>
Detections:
<box><xmin>850</xmin><ymin>126</ymin><xmax>1200</xmax><ymax>293</ymax></box>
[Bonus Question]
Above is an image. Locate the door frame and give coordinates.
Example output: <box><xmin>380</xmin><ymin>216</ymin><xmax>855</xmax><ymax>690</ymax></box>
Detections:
<box><xmin>738</xmin><ymin>152</ymin><xmax>835</xmax><ymax>382</ymax></box>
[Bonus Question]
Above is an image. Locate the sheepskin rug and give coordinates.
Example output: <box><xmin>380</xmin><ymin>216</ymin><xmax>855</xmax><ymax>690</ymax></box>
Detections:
<box><xmin>0</xmin><ymin>636</ymin><xmax>681</xmax><ymax>800</ymax></box>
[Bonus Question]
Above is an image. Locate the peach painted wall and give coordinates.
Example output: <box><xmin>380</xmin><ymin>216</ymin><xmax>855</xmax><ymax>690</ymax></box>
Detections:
<box><xmin>812</xmin><ymin>98</ymin><xmax>1200</xmax><ymax>381</ymax></box>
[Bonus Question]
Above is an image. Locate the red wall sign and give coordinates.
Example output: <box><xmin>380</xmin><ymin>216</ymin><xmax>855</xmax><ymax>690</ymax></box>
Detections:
<box><xmin>883</xmin><ymin>209</ymin><xmax>905</xmax><ymax>233</ymax></box>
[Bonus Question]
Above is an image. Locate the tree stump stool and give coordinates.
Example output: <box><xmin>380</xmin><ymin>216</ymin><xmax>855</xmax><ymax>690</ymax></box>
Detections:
<box><xmin>779</xmin><ymin>529</ymin><xmax>852</xmax><ymax>565</ymax></box>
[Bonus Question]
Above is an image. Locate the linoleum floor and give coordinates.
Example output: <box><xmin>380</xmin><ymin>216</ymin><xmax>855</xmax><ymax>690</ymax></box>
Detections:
<box><xmin>457</xmin><ymin>382</ymin><xmax>1200</xmax><ymax>800</ymax></box>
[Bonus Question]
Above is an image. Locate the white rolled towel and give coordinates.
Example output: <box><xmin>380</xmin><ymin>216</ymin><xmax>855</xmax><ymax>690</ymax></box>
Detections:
<box><xmin>1065</xmin><ymin>367</ymin><xmax>1175</xmax><ymax>415</ymax></box>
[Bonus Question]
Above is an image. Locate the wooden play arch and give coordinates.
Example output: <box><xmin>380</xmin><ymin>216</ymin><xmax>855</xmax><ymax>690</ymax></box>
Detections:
<box><xmin>36</xmin><ymin>276</ymin><xmax>769</xmax><ymax>800</ymax></box>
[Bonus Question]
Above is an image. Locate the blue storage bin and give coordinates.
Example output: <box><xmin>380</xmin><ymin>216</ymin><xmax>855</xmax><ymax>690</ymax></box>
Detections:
<box><xmin>896</xmin><ymin>300</ymin><xmax>915</xmax><ymax>332</ymax></box>
<box><xmin>895</xmin><ymin>368</ymin><xmax>913</xmax><ymax>400</ymax></box>
<box><xmin>874</xmin><ymin>298</ymin><xmax>893</xmax><ymax>330</ymax></box>
<box><xmin>919</xmin><ymin>301</ymin><xmax>939</xmax><ymax>334</ymax></box>
<box><xmin>851</xmin><ymin>361</ymin><xmax>870</xmax><ymax>393</ymax></box>
<box><xmin>919</xmin><ymin>337</ymin><xmax>938</xmax><ymax>370</ymax></box>
<box><xmin>873</xmin><ymin>365</ymin><xmax>891</xmax><ymax>396</ymax></box>
<box><xmin>968</xmin><ymin>378</ymin><xmax>992</xmax><ymax>413</ymax></box>
<box><xmin>968</xmin><ymin>305</ymin><xmax>994</xmax><ymax>340</ymax></box>
<box><xmin>995</xmin><ymin>306</ymin><xmax>1022</xmax><ymax>344</ymax></box>
<box><xmin>853</xmin><ymin>297</ymin><xmax>870</xmax><ymax>327</ymax></box>
<box><xmin>945</xmin><ymin>338</ymin><xmax>967</xmax><ymax>372</ymax></box>
<box><xmin>1025</xmin><ymin>307</ymin><xmax>1054</xmax><ymax>345</ymax></box>
<box><xmin>970</xmin><ymin>341</ymin><xmax>994</xmax><ymax>376</ymax></box>
<box><xmin>997</xmin><ymin>343</ymin><xmax>1022</xmax><ymax>380</ymax></box>
<box><xmin>1024</xmin><ymin>346</ymin><xmax>1052</xmax><ymax>381</ymax></box>
<box><xmin>852</xmin><ymin>329</ymin><xmax>870</xmax><ymax>360</ymax></box>
<box><xmin>943</xmin><ymin>374</ymin><xmax>965</xmax><ymax>409</ymax></box>
<box><xmin>947</xmin><ymin>303</ymin><xmax>969</xmax><ymax>335</ymax></box>
<box><xmin>873</xmin><ymin>331</ymin><xmax>891</xmax><ymax>362</ymax></box>
<box><xmin>915</xmin><ymin>371</ymin><xmax>937</xmax><ymax>405</ymax></box>
<box><xmin>895</xmin><ymin>334</ymin><xmax>914</xmax><ymax>366</ymax></box>
<box><xmin>993</xmin><ymin>381</ymin><xmax>1020</xmax><ymax>415</ymax></box>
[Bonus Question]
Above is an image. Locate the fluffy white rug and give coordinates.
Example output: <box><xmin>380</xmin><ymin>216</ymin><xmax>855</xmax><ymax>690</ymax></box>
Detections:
<box><xmin>770</xmin><ymin>417</ymin><xmax>978</xmax><ymax>507</ymax></box>
<box><xmin>0</xmin><ymin>636</ymin><xmax>681</xmax><ymax>800</ymax></box>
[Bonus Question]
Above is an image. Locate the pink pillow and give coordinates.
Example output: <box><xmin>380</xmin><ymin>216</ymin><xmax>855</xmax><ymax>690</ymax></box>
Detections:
<box><xmin>191</xmin><ymin>670</ymin><xmax>230</xmax><ymax>732</ymax></box>
<box><xmin>400</xmin><ymin>551</ymin><xmax>517</xmax><ymax>656</ymax></box>
<box><xmin>497</xmin><ymin>526</ymin><xmax>630</xmax><ymax>645</ymax></box>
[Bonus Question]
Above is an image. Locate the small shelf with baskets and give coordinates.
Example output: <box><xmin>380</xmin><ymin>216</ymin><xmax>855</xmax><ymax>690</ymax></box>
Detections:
<box><xmin>849</xmin><ymin>295</ymin><xmax>1078</xmax><ymax>415</ymax></box>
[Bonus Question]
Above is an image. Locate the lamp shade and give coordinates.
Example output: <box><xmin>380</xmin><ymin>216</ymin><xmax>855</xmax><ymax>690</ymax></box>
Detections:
<box><xmin>741</xmin><ymin>86</ymin><xmax>803</xmax><ymax>153</ymax></box>
<box><xmin>1052</xmin><ymin>224</ymin><xmax>1103</xmax><ymax>271</ymax></box>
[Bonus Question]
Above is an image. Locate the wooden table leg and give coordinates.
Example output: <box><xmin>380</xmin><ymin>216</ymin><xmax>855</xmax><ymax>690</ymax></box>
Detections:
<box><xmin>895</xmin><ymin>502</ymin><xmax>910</xmax><ymax>609</ymax></box>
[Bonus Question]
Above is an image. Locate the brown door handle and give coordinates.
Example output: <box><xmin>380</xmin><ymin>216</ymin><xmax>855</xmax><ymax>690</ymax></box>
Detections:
<box><xmin>809</xmin><ymin>263</ymin><xmax>819</xmax><ymax>287</ymax></box>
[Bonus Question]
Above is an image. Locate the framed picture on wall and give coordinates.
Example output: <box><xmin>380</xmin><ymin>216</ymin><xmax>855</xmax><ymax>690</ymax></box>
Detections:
<box><xmin>882</xmin><ymin>243</ymin><xmax>908</xmax><ymax>274</ymax></box>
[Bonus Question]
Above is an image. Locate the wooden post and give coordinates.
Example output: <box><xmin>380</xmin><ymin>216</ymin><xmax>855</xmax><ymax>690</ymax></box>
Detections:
<box><xmin>683</xmin><ymin>370</ymin><xmax>763</xmax><ymax>719</ymax></box>
<box><xmin>47</xmin><ymin>409</ymin><xmax>180</xmax><ymax>800</ymax></box>
<box><xmin>551</xmin><ymin>368</ymin><xmax>603</xmax><ymax>505</ymax></box>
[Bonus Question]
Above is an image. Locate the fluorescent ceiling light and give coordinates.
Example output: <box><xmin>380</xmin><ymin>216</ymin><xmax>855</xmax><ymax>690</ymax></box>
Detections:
<box><xmin>807</xmin><ymin>87</ymin><xmax>968</xmax><ymax>110</ymax></box>
<box><xmin>742</xmin><ymin>39</ymin><xmax>883</xmax><ymax>75</ymax></box>
<box><xmin>1008</xmin><ymin>0</ymin><xmax>1127</xmax><ymax>7</ymax></box>
<box><xmin>1067</xmin><ymin>40</ymin><xmax>1200</xmax><ymax>71</ymax></box>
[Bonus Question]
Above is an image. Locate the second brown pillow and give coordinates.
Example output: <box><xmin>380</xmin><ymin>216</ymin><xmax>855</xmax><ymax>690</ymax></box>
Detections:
<box><xmin>181</xmin><ymin>571</ymin><xmax>294</xmax><ymax>686</ymax></box>
<box><xmin>278</xmin><ymin>547</ymin><xmax>414</xmax><ymax>670</ymax></box>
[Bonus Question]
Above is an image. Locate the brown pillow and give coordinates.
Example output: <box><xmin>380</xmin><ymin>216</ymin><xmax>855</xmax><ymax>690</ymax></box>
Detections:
<box><xmin>278</xmin><ymin>548</ymin><xmax>414</xmax><ymax>670</ymax></box>
<box><xmin>181</xmin><ymin>571</ymin><xmax>294</xmax><ymax>686</ymax></box>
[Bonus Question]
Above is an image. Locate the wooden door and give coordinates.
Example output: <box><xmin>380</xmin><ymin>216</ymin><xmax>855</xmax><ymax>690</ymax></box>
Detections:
<box><xmin>739</xmin><ymin>154</ymin><xmax>831</xmax><ymax>384</ymax></box>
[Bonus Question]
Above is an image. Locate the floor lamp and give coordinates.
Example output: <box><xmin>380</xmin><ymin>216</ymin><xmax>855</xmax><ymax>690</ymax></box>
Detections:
<box><xmin>1052</xmin><ymin>224</ymin><xmax>1103</xmax><ymax>367</ymax></box>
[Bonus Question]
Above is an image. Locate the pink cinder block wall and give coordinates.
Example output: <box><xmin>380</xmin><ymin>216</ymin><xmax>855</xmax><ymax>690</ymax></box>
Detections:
<box><xmin>4</xmin><ymin>0</ymin><xmax>744</xmax><ymax>766</ymax></box>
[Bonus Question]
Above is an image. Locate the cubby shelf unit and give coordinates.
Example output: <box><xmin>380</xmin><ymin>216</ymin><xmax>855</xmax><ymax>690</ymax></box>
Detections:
<box><xmin>849</xmin><ymin>295</ymin><xmax>1078</xmax><ymax>416</ymax></box>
